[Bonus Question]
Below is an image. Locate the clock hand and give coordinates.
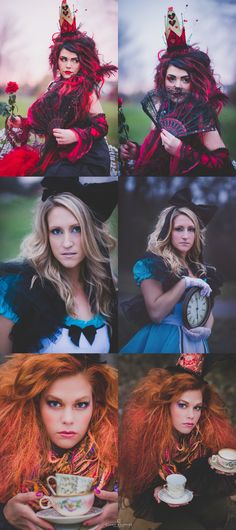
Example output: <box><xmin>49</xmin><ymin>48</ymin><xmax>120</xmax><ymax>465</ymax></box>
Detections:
<box><xmin>196</xmin><ymin>296</ymin><xmax>199</xmax><ymax>319</ymax></box>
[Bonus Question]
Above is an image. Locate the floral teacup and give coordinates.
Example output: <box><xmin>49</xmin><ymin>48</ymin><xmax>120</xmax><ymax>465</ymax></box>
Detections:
<box><xmin>39</xmin><ymin>491</ymin><xmax>94</xmax><ymax>516</ymax></box>
<box><xmin>47</xmin><ymin>473</ymin><xmax>93</xmax><ymax>496</ymax></box>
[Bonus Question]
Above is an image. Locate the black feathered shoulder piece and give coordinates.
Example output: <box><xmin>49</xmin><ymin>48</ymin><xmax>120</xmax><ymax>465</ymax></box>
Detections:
<box><xmin>0</xmin><ymin>260</ymin><xmax>66</xmax><ymax>352</ymax></box>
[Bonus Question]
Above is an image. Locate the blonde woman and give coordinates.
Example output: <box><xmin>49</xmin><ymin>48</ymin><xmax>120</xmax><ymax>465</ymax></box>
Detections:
<box><xmin>0</xmin><ymin>178</ymin><xmax>117</xmax><ymax>354</ymax></box>
<box><xmin>121</xmin><ymin>188</ymin><xmax>221</xmax><ymax>354</ymax></box>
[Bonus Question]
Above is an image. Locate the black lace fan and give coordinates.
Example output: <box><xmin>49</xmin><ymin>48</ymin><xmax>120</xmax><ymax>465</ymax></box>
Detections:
<box><xmin>29</xmin><ymin>88</ymin><xmax>77</xmax><ymax>136</ymax></box>
<box><xmin>141</xmin><ymin>89</ymin><xmax>217</xmax><ymax>137</ymax></box>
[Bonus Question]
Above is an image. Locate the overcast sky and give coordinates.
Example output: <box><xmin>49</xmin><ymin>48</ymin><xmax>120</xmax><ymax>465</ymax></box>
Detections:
<box><xmin>1</xmin><ymin>0</ymin><xmax>235</xmax><ymax>94</ymax></box>
<box><xmin>119</xmin><ymin>0</ymin><xmax>236</xmax><ymax>94</ymax></box>
<box><xmin>1</xmin><ymin>0</ymin><xmax>117</xmax><ymax>86</ymax></box>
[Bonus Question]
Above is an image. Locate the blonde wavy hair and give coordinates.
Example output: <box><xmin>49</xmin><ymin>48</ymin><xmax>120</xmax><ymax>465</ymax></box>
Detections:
<box><xmin>20</xmin><ymin>193</ymin><xmax>115</xmax><ymax>318</ymax></box>
<box><xmin>147</xmin><ymin>206</ymin><xmax>206</xmax><ymax>276</ymax></box>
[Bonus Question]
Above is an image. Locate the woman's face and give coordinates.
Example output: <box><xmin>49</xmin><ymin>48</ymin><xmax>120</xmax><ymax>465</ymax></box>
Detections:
<box><xmin>170</xmin><ymin>389</ymin><xmax>203</xmax><ymax>434</ymax></box>
<box><xmin>48</xmin><ymin>206</ymin><xmax>86</xmax><ymax>271</ymax></box>
<box><xmin>171</xmin><ymin>214</ymin><xmax>195</xmax><ymax>257</ymax></box>
<box><xmin>58</xmin><ymin>47</ymin><xmax>81</xmax><ymax>79</ymax></box>
<box><xmin>40</xmin><ymin>373</ymin><xmax>93</xmax><ymax>449</ymax></box>
<box><xmin>165</xmin><ymin>65</ymin><xmax>191</xmax><ymax>102</ymax></box>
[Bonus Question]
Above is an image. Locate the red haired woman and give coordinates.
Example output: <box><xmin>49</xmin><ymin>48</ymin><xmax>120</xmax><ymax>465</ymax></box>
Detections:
<box><xmin>0</xmin><ymin>1</ymin><xmax>117</xmax><ymax>177</ymax></box>
<box><xmin>0</xmin><ymin>354</ymin><xmax>118</xmax><ymax>530</ymax></box>
<box><xmin>120</xmin><ymin>355</ymin><xmax>236</xmax><ymax>530</ymax></box>
<box><xmin>120</xmin><ymin>7</ymin><xmax>235</xmax><ymax>176</ymax></box>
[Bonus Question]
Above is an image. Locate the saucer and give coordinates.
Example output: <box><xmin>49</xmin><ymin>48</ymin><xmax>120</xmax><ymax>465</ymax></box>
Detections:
<box><xmin>37</xmin><ymin>506</ymin><xmax>102</xmax><ymax>526</ymax></box>
<box><xmin>158</xmin><ymin>488</ymin><xmax>193</xmax><ymax>505</ymax></box>
<box><xmin>208</xmin><ymin>456</ymin><xmax>236</xmax><ymax>474</ymax></box>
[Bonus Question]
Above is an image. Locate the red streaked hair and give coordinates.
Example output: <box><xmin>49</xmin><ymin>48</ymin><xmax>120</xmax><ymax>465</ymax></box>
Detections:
<box><xmin>49</xmin><ymin>30</ymin><xmax>117</xmax><ymax>95</ymax></box>
<box><xmin>120</xmin><ymin>368</ymin><xmax>236</xmax><ymax>499</ymax></box>
<box><xmin>0</xmin><ymin>354</ymin><xmax>117</xmax><ymax>502</ymax></box>
<box><xmin>155</xmin><ymin>46</ymin><xmax>228</xmax><ymax>114</ymax></box>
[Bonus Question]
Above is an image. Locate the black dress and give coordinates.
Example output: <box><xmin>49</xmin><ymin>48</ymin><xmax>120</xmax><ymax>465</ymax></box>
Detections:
<box><xmin>130</xmin><ymin>457</ymin><xmax>236</xmax><ymax>530</ymax></box>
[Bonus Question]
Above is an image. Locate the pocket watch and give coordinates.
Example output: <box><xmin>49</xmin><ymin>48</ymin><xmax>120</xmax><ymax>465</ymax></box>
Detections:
<box><xmin>182</xmin><ymin>287</ymin><xmax>212</xmax><ymax>329</ymax></box>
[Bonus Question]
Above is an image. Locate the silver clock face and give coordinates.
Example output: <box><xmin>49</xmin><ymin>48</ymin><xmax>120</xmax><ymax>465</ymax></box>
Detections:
<box><xmin>186</xmin><ymin>290</ymin><xmax>208</xmax><ymax>327</ymax></box>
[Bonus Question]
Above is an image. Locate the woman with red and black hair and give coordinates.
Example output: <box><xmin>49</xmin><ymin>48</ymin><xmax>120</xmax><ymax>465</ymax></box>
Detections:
<box><xmin>120</xmin><ymin>355</ymin><xmax>236</xmax><ymax>530</ymax></box>
<box><xmin>120</xmin><ymin>7</ymin><xmax>235</xmax><ymax>176</ymax></box>
<box><xmin>0</xmin><ymin>354</ymin><xmax>118</xmax><ymax>530</ymax></box>
<box><xmin>0</xmin><ymin>1</ymin><xmax>117</xmax><ymax>177</ymax></box>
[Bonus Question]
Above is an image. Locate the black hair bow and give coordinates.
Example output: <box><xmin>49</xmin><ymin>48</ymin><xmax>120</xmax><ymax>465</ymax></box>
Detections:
<box><xmin>169</xmin><ymin>187</ymin><xmax>217</xmax><ymax>227</ymax></box>
<box><xmin>41</xmin><ymin>177</ymin><xmax>117</xmax><ymax>222</ymax></box>
<box><xmin>159</xmin><ymin>187</ymin><xmax>217</xmax><ymax>240</ymax></box>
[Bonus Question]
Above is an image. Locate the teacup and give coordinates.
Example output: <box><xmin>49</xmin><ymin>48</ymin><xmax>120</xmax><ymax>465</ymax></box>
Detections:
<box><xmin>212</xmin><ymin>448</ymin><xmax>236</xmax><ymax>470</ymax></box>
<box><xmin>164</xmin><ymin>474</ymin><xmax>187</xmax><ymax>499</ymax></box>
<box><xmin>47</xmin><ymin>473</ymin><xmax>93</xmax><ymax>496</ymax></box>
<box><xmin>39</xmin><ymin>491</ymin><xmax>94</xmax><ymax>516</ymax></box>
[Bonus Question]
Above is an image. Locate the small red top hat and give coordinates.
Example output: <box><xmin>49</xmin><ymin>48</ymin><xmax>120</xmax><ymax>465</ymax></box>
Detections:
<box><xmin>176</xmin><ymin>354</ymin><xmax>205</xmax><ymax>375</ymax></box>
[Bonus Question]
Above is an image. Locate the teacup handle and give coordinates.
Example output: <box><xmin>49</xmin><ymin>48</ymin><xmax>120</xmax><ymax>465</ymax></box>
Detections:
<box><xmin>211</xmin><ymin>455</ymin><xmax>218</xmax><ymax>463</ymax></box>
<box><xmin>46</xmin><ymin>476</ymin><xmax>57</xmax><ymax>495</ymax></box>
<box><xmin>39</xmin><ymin>496</ymin><xmax>52</xmax><ymax>510</ymax></box>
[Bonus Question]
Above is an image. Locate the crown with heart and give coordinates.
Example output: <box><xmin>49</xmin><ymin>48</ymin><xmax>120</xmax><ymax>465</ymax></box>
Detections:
<box><xmin>59</xmin><ymin>0</ymin><xmax>77</xmax><ymax>35</ymax></box>
<box><xmin>164</xmin><ymin>6</ymin><xmax>188</xmax><ymax>51</ymax></box>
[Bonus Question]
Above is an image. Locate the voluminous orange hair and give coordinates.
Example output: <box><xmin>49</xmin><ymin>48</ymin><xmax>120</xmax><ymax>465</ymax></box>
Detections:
<box><xmin>120</xmin><ymin>368</ymin><xmax>236</xmax><ymax>500</ymax></box>
<box><xmin>0</xmin><ymin>354</ymin><xmax>117</xmax><ymax>502</ymax></box>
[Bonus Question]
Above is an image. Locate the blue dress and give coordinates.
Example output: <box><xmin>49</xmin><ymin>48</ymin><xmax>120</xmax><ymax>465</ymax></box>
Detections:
<box><xmin>120</xmin><ymin>254</ymin><xmax>220</xmax><ymax>354</ymax></box>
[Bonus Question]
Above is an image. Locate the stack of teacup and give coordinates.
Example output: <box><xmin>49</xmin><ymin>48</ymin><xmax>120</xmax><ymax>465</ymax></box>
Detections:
<box><xmin>39</xmin><ymin>473</ymin><xmax>94</xmax><ymax>517</ymax></box>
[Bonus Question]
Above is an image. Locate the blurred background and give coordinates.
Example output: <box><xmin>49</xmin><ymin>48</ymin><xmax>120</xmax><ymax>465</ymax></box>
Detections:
<box><xmin>0</xmin><ymin>176</ymin><xmax>118</xmax><ymax>276</ymax></box>
<box><xmin>119</xmin><ymin>354</ymin><xmax>236</xmax><ymax>426</ymax></box>
<box><xmin>0</xmin><ymin>0</ymin><xmax>118</xmax><ymax>145</ymax></box>
<box><xmin>119</xmin><ymin>0</ymin><xmax>236</xmax><ymax>159</ymax></box>
<box><xmin>119</xmin><ymin>176</ymin><xmax>236</xmax><ymax>353</ymax></box>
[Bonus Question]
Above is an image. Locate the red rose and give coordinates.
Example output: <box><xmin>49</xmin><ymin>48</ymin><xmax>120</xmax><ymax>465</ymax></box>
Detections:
<box><xmin>118</xmin><ymin>97</ymin><xmax>123</xmax><ymax>108</ymax></box>
<box><xmin>5</xmin><ymin>82</ymin><xmax>19</xmax><ymax>94</ymax></box>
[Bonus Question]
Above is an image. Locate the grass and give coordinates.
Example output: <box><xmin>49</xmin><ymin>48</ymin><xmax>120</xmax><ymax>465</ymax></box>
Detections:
<box><xmin>0</xmin><ymin>95</ymin><xmax>118</xmax><ymax>146</ymax></box>
<box><xmin>0</xmin><ymin>196</ymin><xmax>36</xmax><ymax>260</ymax></box>
<box><xmin>122</xmin><ymin>103</ymin><xmax>151</xmax><ymax>144</ymax></box>
<box><xmin>122</xmin><ymin>101</ymin><xmax>236</xmax><ymax>159</ymax></box>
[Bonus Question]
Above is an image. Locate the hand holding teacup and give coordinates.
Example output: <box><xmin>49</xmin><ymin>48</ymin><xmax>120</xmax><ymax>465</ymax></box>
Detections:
<box><xmin>164</xmin><ymin>474</ymin><xmax>187</xmax><ymax>498</ymax></box>
<box><xmin>209</xmin><ymin>448</ymin><xmax>236</xmax><ymax>475</ymax></box>
<box><xmin>155</xmin><ymin>474</ymin><xmax>192</xmax><ymax>508</ymax></box>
